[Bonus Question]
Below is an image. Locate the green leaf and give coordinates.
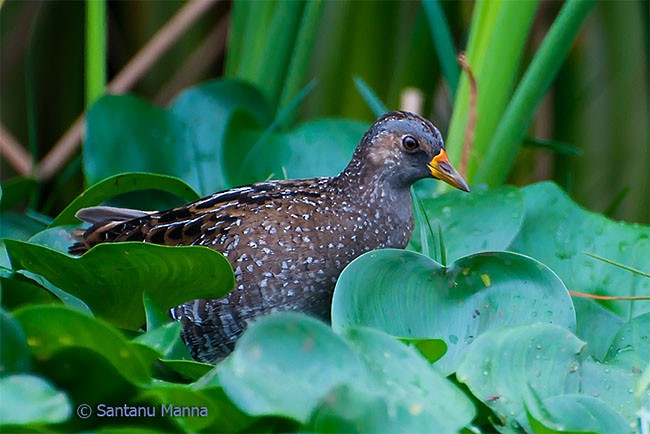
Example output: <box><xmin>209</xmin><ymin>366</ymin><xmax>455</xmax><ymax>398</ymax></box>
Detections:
<box><xmin>0</xmin><ymin>213</ymin><xmax>48</xmax><ymax>241</ymax></box>
<box><xmin>159</xmin><ymin>360</ymin><xmax>213</xmax><ymax>381</ymax></box>
<box><xmin>28</xmin><ymin>225</ymin><xmax>78</xmax><ymax>252</ymax></box>
<box><xmin>14</xmin><ymin>305</ymin><xmax>156</xmax><ymax>386</ymax></box>
<box><xmin>456</xmin><ymin>323</ymin><xmax>585</xmax><ymax>428</ymax></box>
<box><xmin>217</xmin><ymin>313</ymin><xmax>474</xmax><ymax>430</ymax></box>
<box><xmin>0</xmin><ymin>177</ymin><xmax>38</xmax><ymax>212</ymax></box>
<box><xmin>328</xmin><ymin>326</ymin><xmax>475</xmax><ymax>432</ymax></box>
<box><xmin>4</xmin><ymin>240</ymin><xmax>234</xmax><ymax>330</ymax></box>
<box><xmin>474</xmin><ymin>0</ymin><xmax>597</xmax><ymax>186</ymax></box>
<box><xmin>511</xmin><ymin>182</ymin><xmax>650</xmax><ymax>318</ymax></box>
<box><xmin>217</xmin><ymin>313</ymin><xmax>365</xmax><ymax>423</ymax></box>
<box><xmin>50</xmin><ymin>173</ymin><xmax>201</xmax><ymax>228</ymax></box>
<box><xmin>353</xmin><ymin>76</ymin><xmax>388</xmax><ymax>118</ymax></box>
<box><xmin>332</xmin><ymin>249</ymin><xmax>575</xmax><ymax>376</ymax></box>
<box><xmin>579</xmin><ymin>358</ymin><xmax>648</xmax><ymax>427</ymax></box>
<box><xmin>524</xmin><ymin>391</ymin><xmax>627</xmax><ymax>434</ymax></box>
<box><xmin>224</xmin><ymin>115</ymin><xmax>369</xmax><ymax>186</ymax></box>
<box><xmin>0</xmin><ymin>270</ymin><xmax>59</xmax><ymax>309</ymax></box>
<box><xmin>0</xmin><ymin>374</ymin><xmax>72</xmax><ymax>426</ymax></box>
<box><xmin>15</xmin><ymin>270</ymin><xmax>93</xmax><ymax>316</ymax></box>
<box><xmin>422</xmin><ymin>0</ymin><xmax>459</xmax><ymax>97</ymax></box>
<box><xmin>85</xmin><ymin>80</ymin><xmax>271</xmax><ymax>196</ymax></box>
<box><xmin>85</xmin><ymin>95</ymin><xmax>201</xmax><ymax>191</ymax></box>
<box><xmin>168</xmin><ymin>79</ymin><xmax>272</xmax><ymax>193</ymax></box>
<box><xmin>398</xmin><ymin>338</ymin><xmax>447</xmax><ymax>364</ymax></box>
<box><xmin>573</xmin><ymin>297</ymin><xmax>624</xmax><ymax>361</ymax></box>
<box><xmin>0</xmin><ymin>309</ymin><xmax>30</xmax><ymax>374</ymax></box>
<box><xmin>408</xmin><ymin>186</ymin><xmax>525</xmax><ymax>262</ymax></box>
<box><xmin>604</xmin><ymin>313</ymin><xmax>650</xmax><ymax>372</ymax></box>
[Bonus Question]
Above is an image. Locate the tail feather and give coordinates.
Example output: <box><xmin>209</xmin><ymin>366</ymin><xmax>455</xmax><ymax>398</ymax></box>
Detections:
<box><xmin>69</xmin><ymin>206</ymin><xmax>153</xmax><ymax>255</ymax></box>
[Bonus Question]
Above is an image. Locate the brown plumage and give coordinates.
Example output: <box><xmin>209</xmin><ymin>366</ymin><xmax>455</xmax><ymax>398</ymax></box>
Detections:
<box><xmin>71</xmin><ymin>111</ymin><xmax>469</xmax><ymax>363</ymax></box>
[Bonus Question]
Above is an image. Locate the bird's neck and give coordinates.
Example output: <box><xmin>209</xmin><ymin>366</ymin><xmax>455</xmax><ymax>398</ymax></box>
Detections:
<box><xmin>334</xmin><ymin>160</ymin><xmax>415</xmax><ymax>225</ymax></box>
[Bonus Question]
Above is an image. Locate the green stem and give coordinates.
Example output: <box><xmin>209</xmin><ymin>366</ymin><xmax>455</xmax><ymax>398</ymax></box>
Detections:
<box><xmin>277</xmin><ymin>0</ymin><xmax>324</xmax><ymax>124</ymax></box>
<box><xmin>422</xmin><ymin>0</ymin><xmax>459</xmax><ymax>98</ymax></box>
<box><xmin>85</xmin><ymin>0</ymin><xmax>107</xmax><ymax>107</ymax></box>
<box><xmin>474</xmin><ymin>0</ymin><xmax>596</xmax><ymax>186</ymax></box>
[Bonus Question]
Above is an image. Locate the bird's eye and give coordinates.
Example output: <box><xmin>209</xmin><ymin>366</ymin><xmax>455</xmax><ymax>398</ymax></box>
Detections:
<box><xmin>402</xmin><ymin>135</ymin><xmax>419</xmax><ymax>151</ymax></box>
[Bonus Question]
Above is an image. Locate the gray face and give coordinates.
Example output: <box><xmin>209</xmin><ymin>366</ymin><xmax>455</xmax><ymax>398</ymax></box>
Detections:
<box><xmin>356</xmin><ymin>111</ymin><xmax>445</xmax><ymax>188</ymax></box>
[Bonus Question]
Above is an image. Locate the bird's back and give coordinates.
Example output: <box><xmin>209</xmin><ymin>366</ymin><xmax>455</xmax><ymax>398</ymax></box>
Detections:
<box><xmin>71</xmin><ymin>176</ymin><xmax>411</xmax><ymax>361</ymax></box>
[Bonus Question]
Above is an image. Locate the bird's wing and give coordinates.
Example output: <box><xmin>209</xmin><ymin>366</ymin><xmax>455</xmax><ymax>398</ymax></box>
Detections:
<box><xmin>69</xmin><ymin>179</ymin><xmax>330</xmax><ymax>255</ymax></box>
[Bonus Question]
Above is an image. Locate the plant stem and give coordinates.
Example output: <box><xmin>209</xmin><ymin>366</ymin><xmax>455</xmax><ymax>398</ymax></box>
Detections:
<box><xmin>474</xmin><ymin>0</ymin><xmax>597</xmax><ymax>186</ymax></box>
<box><xmin>85</xmin><ymin>0</ymin><xmax>107</xmax><ymax>107</ymax></box>
<box><xmin>422</xmin><ymin>0</ymin><xmax>459</xmax><ymax>99</ymax></box>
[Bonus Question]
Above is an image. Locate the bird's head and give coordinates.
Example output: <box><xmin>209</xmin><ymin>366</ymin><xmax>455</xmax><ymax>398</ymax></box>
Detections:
<box><xmin>352</xmin><ymin>111</ymin><xmax>469</xmax><ymax>192</ymax></box>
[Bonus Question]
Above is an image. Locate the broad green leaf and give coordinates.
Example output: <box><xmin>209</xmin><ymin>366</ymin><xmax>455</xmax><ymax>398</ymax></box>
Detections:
<box><xmin>511</xmin><ymin>182</ymin><xmax>650</xmax><ymax>318</ymax></box>
<box><xmin>580</xmin><ymin>358</ymin><xmax>648</xmax><ymax>428</ymax></box>
<box><xmin>133</xmin><ymin>322</ymin><xmax>186</xmax><ymax>360</ymax></box>
<box><xmin>0</xmin><ymin>309</ymin><xmax>30</xmax><ymax>374</ymax></box>
<box><xmin>136</xmin><ymin>383</ymin><xmax>253</xmax><ymax>433</ymax></box>
<box><xmin>408</xmin><ymin>186</ymin><xmax>525</xmax><ymax>262</ymax></box>
<box><xmin>160</xmin><ymin>360</ymin><xmax>213</xmax><ymax>381</ymax></box>
<box><xmin>13</xmin><ymin>305</ymin><xmax>156</xmax><ymax>386</ymax></box>
<box><xmin>456</xmin><ymin>324</ymin><xmax>585</xmax><ymax>429</ymax></box>
<box><xmin>15</xmin><ymin>270</ymin><xmax>93</xmax><ymax>316</ymax></box>
<box><xmin>573</xmin><ymin>297</ymin><xmax>625</xmax><ymax>361</ymax></box>
<box><xmin>85</xmin><ymin>95</ymin><xmax>201</xmax><ymax>191</ymax></box>
<box><xmin>0</xmin><ymin>271</ymin><xmax>59</xmax><ymax>309</ymax></box>
<box><xmin>0</xmin><ymin>374</ymin><xmax>72</xmax><ymax>426</ymax></box>
<box><xmin>604</xmin><ymin>313</ymin><xmax>650</xmax><ymax>372</ymax></box>
<box><xmin>217</xmin><ymin>313</ymin><xmax>366</xmax><ymax>423</ymax></box>
<box><xmin>524</xmin><ymin>392</ymin><xmax>628</xmax><ymax>434</ymax></box>
<box><xmin>0</xmin><ymin>177</ymin><xmax>38</xmax><ymax>211</ymax></box>
<box><xmin>0</xmin><ymin>213</ymin><xmax>47</xmax><ymax>241</ymax></box>
<box><xmin>28</xmin><ymin>225</ymin><xmax>78</xmax><ymax>252</ymax></box>
<box><xmin>217</xmin><ymin>313</ymin><xmax>474</xmax><ymax>430</ymax></box>
<box><xmin>223</xmin><ymin>113</ymin><xmax>369</xmax><ymax>186</ymax></box>
<box><xmin>398</xmin><ymin>338</ymin><xmax>447</xmax><ymax>364</ymax></box>
<box><xmin>327</xmin><ymin>327</ymin><xmax>475</xmax><ymax>432</ymax></box>
<box><xmin>85</xmin><ymin>80</ymin><xmax>271</xmax><ymax>196</ymax></box>
<box><xmin>4</xmin><ymin>240</ymin><xmax>234</xmax><ymax>330</ymax></box>
<box><xmin>50</xmin><ymin>173</ymin><xmax>201</xmax><ymax>227</ymax></box>
<box><xmin>332</xmin><ymin>249</ymin><xmax>575</xmax><ymax>375</ymax></box>
<box><xmin>169</xmin><ymin>79</ymin><xmax>272</xmax><ymax>193</ymax></box>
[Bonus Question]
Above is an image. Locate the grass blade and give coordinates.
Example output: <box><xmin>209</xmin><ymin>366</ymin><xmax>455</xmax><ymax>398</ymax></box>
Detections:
<box><xmin>85</xmin><ymin>0</ymin><xmax>107</xmax><ymax>106</ymax></box>
<box><xmin>583</xmin><ymin>251</ymin><xmax>650</xmax><ymax>278</ymax></box>
<box><xmin>277</xmin><ymin>0</ymin><xmax>324</xmax><ymax>121</ymax></box>
<box><xmin>354</xmin><ymin>76</ymin><xmax>388</xmax><ymax>117</ymax></box>
<box><xmin>444</xmin><ymin>0</ymin><xmax>539</xmax><ymax>191</ymax></box>
<box><xmin>474</xmin><ymin>0</ymin><xmax>597</xmax><ymax>186</ymax></box>
<box><xmin>422</xmin><ymin>0</ymin><xmax>459</xmax><ymax>98</ymax></box>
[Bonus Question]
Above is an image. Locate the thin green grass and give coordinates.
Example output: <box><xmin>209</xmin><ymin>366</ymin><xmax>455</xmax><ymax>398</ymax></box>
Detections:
<box><xmin>85</xmin><ymin>0</ymin><xmax>106</xmax><ymax>106</ymax></box>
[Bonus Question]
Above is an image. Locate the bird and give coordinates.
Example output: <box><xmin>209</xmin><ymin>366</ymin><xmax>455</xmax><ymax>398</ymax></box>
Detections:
<box><xmin>70</xmin><ymin>111</ymin><xmax>470</xmax><ymax>363</ymax></box>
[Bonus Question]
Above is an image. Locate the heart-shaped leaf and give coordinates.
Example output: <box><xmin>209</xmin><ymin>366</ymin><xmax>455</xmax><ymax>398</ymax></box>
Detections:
<box><xmin>456</xmin><ymin>323</ymin><xmax>585</xmax><ymax>429</ymax></box>
<box><xmin>409</xmin><ymin>186</ymin><xmax>525</xmax><ymax>263</ymax></box>
<box><xmin>223</xmin><ymin>112</ymin><xmax>369</xmax><ymax>186</ymax></box>
<box><xmin>0</xmin><ymin>309</ymin><xmax>30</xmax><ymax>374</ymax></box>
<box><xmin>4</xmin><ymin>240</ymin><xmax>234</xmax><ymax>330</ymax></box>
<box><xmin>573</xmin><ymin>297</ymin><xmax>625</xmax><ymax>361</ymax></box>
<box><xmin>579</xmin><ymin>358</ymin><xmax>648</xmax><ymax>427</ymax></box>
<box><xmin>0</xmin><ymin>374</ymin><xmax>72</xmax><ymax>426</ymax></box>
<box><xmin>511</xmin><ymin>182</ymin><xmax>650</xmax><ymax>318</ymax></box>
<box><xmin>13</xmin><ymin>305</ymin><xmax>156</xmax><ymax>386</ymax></box>
<box><xmin>85</xmin><ymin>80</ymin><xmax>271</xmax><ymax>196</ymax></box>
<box><xmin>216</xmin><ymin>313</ymin><xmax>475</xmax><ymax>431</ymax></box>
<box><xmin>49</xmin><ymin>173</ymin><xmax>201</xmax><ymax>228</ymax></box>
<box><xmin>524</xmin><ymin>392</ymin><xmax>629</xmax><ymax>434</ymax></box>
<box><xmin>332</xmin><ymin>249</ymin><xmax>575</xmax><ymax>376</ymax></box>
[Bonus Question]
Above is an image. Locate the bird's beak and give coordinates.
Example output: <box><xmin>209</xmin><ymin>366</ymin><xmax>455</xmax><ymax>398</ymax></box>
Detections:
<box><xmin>427</xmin><ymin>149</ymin><xmax>470</xmax><ymax>192</ymax></box>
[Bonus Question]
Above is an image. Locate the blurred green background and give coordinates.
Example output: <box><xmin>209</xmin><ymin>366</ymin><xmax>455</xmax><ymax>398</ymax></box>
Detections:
<box><xmin>1</xmin><ymin>0</ymin><xmax>647</xmax><ymax>223</ymax></box>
